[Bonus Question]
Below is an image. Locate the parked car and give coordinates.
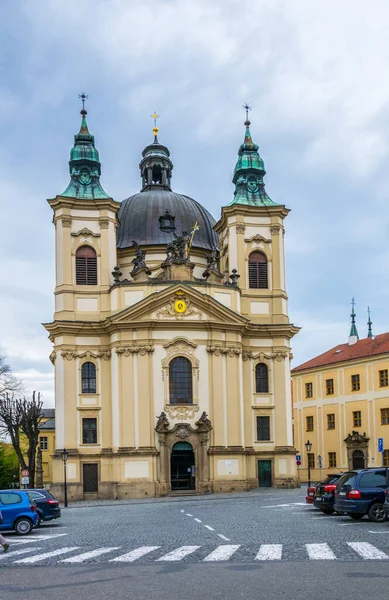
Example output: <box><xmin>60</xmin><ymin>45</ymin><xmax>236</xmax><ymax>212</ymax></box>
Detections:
<box><xmin>334</xmin><ymin>468</ymin><xmax>389</xmax><ymax>522</ymax></box>
<box><xmin>384</xmin><ymin>488</ymin><xmax>389</xmax><ymax>517</ymax></box>
<box><xmin>0</xmin><ymin>490</ymin><xmax>39</xmax><ymax>535</ymax></box>
<box><xmin>306</xmin><ymin>483</ymin><xmax>318</xmax><ymax>504</ymax></box>
<box><xmin>24</xmin><ymin>489</ymin><xmax>61</xmax><ymax>526</ymax></box>
<box><xmin>313</xmin><ymin>473</ymin><xmax>343</xmax><ymax>514</ymax></box>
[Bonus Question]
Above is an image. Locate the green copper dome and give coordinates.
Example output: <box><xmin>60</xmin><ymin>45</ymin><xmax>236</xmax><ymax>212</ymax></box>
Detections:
<box><xmin>61</xmin><ymin>108</ymin><xmax>110</xmax><ymax>200</ymax></box>
<box><xmin>228</xmin><ymin>119</ymin><xmax>279</xmax><ymax>207</ymax></box>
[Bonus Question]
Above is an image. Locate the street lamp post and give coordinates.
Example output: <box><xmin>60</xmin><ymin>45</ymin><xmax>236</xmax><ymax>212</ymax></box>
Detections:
<box><xmin>61</xmin><ymin>448</ymin><xmax>68</xmax><ymax>508</ymax></box>
<box><xmin>305</xmin><ymin>440</ymin><xmax>312</xmax><ymax>488</ymax></box>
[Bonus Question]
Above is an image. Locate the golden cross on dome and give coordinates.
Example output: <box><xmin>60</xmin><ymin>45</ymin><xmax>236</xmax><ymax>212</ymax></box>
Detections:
<box><xmin>188</xmin><ymin>222</ymin><xmax>199</xmax><ymax>253</ymax></box>
<box><xmin>79</xmin><ymin>92</ymin><xmax>88</xmax><ymax>111</ymax></box>
<box><xmin>151</xmin><ymin>111</ymin><xmax>160</xmax><ymax>137</ymax></box>
<box><xmin>242</xmin><ymin>103</ymin><xmax>252</xmax><ymax>123</ymax></box>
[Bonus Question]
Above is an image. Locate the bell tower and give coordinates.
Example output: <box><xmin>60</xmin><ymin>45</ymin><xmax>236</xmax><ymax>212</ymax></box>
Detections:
<box><xmin>139</xmin><ymin>113</ymin><xmax>173</xmax><ymax>190</ymax></box>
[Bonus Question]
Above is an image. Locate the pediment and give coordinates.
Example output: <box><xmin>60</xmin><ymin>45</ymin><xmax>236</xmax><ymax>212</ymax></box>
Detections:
<box><xmin>106</xmin><ymin>284</ymin><xmax>248</xmax><ymax>327</ymax></box>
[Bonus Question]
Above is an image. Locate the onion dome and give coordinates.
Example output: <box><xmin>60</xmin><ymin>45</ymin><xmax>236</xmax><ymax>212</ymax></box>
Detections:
<box><xmin>117</xmin><ymin>123</ymin><xmax>218</xmax><ymax>251</ymax></box>
<box><xmin>229</xmin><ymin>115</ymin><xmax>279</xmax><ymax>207</ymax></box>
<box><xmin>61</xmin><ymin>97</ymin><xmax>110</xmax><ymax>199</ymax></box>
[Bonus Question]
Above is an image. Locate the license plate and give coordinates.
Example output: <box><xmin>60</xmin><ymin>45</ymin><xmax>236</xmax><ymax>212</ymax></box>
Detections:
<box><xmin>316</xmin><ymin>497</ymin><xmax>322</xmax><ymax>501</ymax></box>
<box><xmin>339</xmin><ymin>491</ymin><xmax>346</xmax><ymax>496</ymax></box>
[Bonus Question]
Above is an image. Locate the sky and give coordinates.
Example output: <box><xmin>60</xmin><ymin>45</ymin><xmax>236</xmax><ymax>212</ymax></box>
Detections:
<box><xmin>0</xmin><ymin>0</ymin><xmax>389</xmax><ymax>407</ymax></box>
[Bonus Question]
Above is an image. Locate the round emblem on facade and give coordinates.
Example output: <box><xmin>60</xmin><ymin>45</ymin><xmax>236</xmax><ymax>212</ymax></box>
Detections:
<box><xmin>174</xmin><ymin>299</ymin><xmax>187</xmax><ymax>313</ymax></box>
<box><xmin>246</xmin><ymin>176</ymin><xmax>258</xmax><ymax>193</ymax></box>
<box><xmin>79</xmin><ymin>168</ymin><xmax>92</xmax><ymax>185</ymax></box>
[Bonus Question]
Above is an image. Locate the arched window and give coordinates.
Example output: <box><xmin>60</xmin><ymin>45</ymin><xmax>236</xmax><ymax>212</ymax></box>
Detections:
<box><xmin>255</xmin><ymin>363</ymin><xmax>269</xmax><ymax>393</ymax></box>
<box><xmin>76</xmin><ymin>246</ymin><xmax>97</xmax><ymax>285</ymax></box>
<box><xmin>169</xmin><ymin>357</ymin><xmax>193</xmax><ymax>404</ymax></box>
<box><xmin>248</xmin><ymin>251</ymin><xmax>268</xmax><ymax>289</ymax></box>
<box><xmin>81</xmin><ymin>362</ymin><xmax>96</xmax><ymax>394</ymax></box>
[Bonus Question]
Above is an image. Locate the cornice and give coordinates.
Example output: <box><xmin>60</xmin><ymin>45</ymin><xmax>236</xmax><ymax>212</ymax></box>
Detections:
<box><xmin>48</xmin><ymin>195</ymin><xmax>121</xmax><ymax>212</ymax></box>
<box><xmin>214</xmin><ymin>204</ymin><xmax>290</xmax><ymax>233</ymax></box>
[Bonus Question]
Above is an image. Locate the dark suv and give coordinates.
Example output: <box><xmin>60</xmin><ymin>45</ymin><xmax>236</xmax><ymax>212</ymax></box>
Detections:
<box><xmin>314</xmin><ymin>473</ymin><xmax>343</xmax><ymax>514</ymax></box>
<box><xmin>334</xmin><ymin>468</ymin><xmax>389</xmax><ymax>522</ymax></box>
<box><xmin>24</xmin><ymin>489</ymin><xmax>61</xmax><ymax>526</ymax></box>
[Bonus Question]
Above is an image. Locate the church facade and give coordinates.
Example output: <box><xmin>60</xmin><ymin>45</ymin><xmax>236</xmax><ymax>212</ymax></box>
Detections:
<box><xmin>44</xmin><ymin>103</ymin><xmax>299</xmax><ymax>500</ymax></box>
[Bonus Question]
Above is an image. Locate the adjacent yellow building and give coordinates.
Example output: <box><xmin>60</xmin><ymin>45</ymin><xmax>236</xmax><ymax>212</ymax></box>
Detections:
<box><xmin>38</xmin><ymin>409</ymin><xmax>56</xmax><ymax>485</ymax></box>
<box><xmin>292</xmin><ymin>322</ymin><xmax>389</xmax><ymax>483</ymax></box>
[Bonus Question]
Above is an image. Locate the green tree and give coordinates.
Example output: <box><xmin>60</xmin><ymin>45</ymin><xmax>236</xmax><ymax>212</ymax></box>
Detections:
<box><xmin>0</xmin><ymin>443</ymin><xmax>19</xmax><ymax>488</ymax></box>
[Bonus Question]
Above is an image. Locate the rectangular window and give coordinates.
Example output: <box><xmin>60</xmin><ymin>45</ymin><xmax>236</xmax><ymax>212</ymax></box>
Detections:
<box><xmin>381</xmin><ymin>408</ymin><xmax>389</xmax><ymax>425</ymax></box>
<box><xmin>256</xmin><ymin>416</ymin><xmax>271</xmax><ymax>441</ymax></box>
<box><xmin>353</xmin><ymin>411</ymin><xmax>362</xmax><ymax>427</ymax></box>
<box><xmin>305</xmin><ymin>382</ymin><xmax>313</xmax><ymax>398</ymax></box>
<box><xmin>351</xmin><ymin>374</ymin><xmax>360</xmax><ymax>391</ymax></box>
<box><xmin>326</xmin><ymin>379</ymin><xmax>334</xmax><ymax>395</ymax></box>
<box><xmin>308</xmin><ymin>453</ymin><xmax>315</xmax><ymax>469</ymax></box>
<box><xmin>379</xmin><ymin>369</ymin><xmax>389</xmax><ymax>388</ymax></box>
<box><xmin>328</xmin><ymin>452</ymin><xmax>337</xmax><ymax>468</ymax></box>
<box><xmin>39</xmin><ymin>437</ymin><xmax>48</xmax><ymax>450</ymax></box>
<box><xmin>383</xmin><ymin>450</ymin><xmax>389</xmax><ymax>467</ymax></box>
<box><xmin>327</xmin><ymin>414</ymin><xmax>335</xmax><ymax>430</ymax></box>
<box><xmin>306</xmin><ymin>415</ymin><xmax>314</xmax><ymax>432</ymax></box>
<box><xmin>82</xmin><ymin>418</ymin><xmax>97</xmax><ymax>444</ymax></box>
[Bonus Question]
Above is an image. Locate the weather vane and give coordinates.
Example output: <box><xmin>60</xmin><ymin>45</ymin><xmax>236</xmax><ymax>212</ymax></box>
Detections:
<box><xmin>242</xmin><ymin>103</ymin><xmax>252</xmax><ymax>122</ymax></box>
<box><xmin>79</xmin><ymin>92</ymin><xmax>88</xmax><ymax>112</ymax></box>
<box><xmin>151</xmin><ymin>111</ymin><xmax>160</xmax><ymax>137</ymax></box>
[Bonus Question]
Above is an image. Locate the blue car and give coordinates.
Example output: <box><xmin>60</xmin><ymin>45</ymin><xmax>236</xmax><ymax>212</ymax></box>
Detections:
<box><xmin>334</xmin><ymin>468</ymin><xmax>389</xmax><ymax>522</ymax></box>
<box><xmin>0</xmin><ymin>490</ymin><xmax>39</xmax><ymax>535</ymax></box>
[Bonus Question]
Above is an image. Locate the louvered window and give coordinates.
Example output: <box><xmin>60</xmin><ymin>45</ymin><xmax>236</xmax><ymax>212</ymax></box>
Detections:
<box><xmin>76</xmin><ymin>246</ymin><xmax>97</xmax><ymax>285</ymax></box>
<box><xmin>255</xmin><ymin>363</ymin><xmax>269</xmax><ymax>393</ymax></box>
<box><xmin>169</xmin><ymin>357</ymin><xmax>193</xmax><ymax>404</ymax></box>
<box><xmin>81</xmin><ymin>362</ymin><xmax>96</xmax><ymax>394</ymax></box>
<box><xmin>248</xmin><ymin>252</ymin><xmax>268</xmax><ymax>289</ymax></box>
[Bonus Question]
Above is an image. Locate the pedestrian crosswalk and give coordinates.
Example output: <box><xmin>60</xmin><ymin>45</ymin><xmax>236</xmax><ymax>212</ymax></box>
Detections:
<box><xmin>1</xmin><ymin>541</ymin><xmax>389</xmax><ymax>565</ymax></box>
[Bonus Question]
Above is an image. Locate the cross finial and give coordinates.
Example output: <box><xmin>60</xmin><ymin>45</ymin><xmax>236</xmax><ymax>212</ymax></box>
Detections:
<box><xmin>242</xmin><ymin>103</ymin><xmax>252</xmax><ymax>125</ymax></box>
<box><xmin>367</xmin><ymin>305</ymin><xmax>373</xmax><ymax>338</ymax></box>
<box><xmin>151</xmin><ymin>111</ymin><xmax>160</xmax><ymax>139</ymax></box>
<box><xmin>78</xmin><ymin>92</ymin><xmax>88</xmax><ymax>115</ymax></box>
<box><xmin>351</xmin><ymin>297</ymin><xmax>355</xmax><ymax>314</ymax></box>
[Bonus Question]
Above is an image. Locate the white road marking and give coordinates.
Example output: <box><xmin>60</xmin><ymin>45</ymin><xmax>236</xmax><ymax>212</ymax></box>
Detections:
<box><xmin>14</xmin><ymin>547</ymin><xmax>80</xmax><ymax>564</ymax></box>
<box><xmin>203</xmin><ymin>545</ymin><xmax>240</xmax><ymax>562</ymax></box>
<box><xmin>255</xmin><ymin>544</ymin><xmax>283</xmax><ymax>560</ymax></box>
<box><xmin>217</xmin><ymin>534</ymin><xmax>230</xmax><ymax>541</ymax></box>
<box><xmin>306</xmin><ymin>543</ymin><xmax>337</xmax><ymax>560</ymax></box>
<box><xmin>347</xmin><ymin>542</ymin><xmax>389</xmax><ymax>559</ymax></box>
<box><xmin>60</xmin><ymin>547</ymin><xmax>120</xmax><ymax>563</ymax></box>
<box><xmin>186</xmin><ymin>513</ymin><xmax>193</xmax><ymax>517</ymax></box>
<box><xmin>194</xmin><ymin>518</ymin><xmax>202</xmax><ymax>523</ymax></box>
<box><xmin>180</xmin><ymin>510</ymin><xmax>185</xmax><ymax>513</ymax></box>
<box><xmin>368</xmin><ymin>531</ymin><xmax>389</xmax><ymax>534</ymax></box>
<box><xmin>110</xmin><ymin>546</ymin><xmax>160</xmax><ymax>562</ymax></box>
<box><xmin>262</xmin><ymin>503</ymin><xmax>310</xmax><ymax>508</ymax></box>
<box><xmin>0</xmin><ymin>547</ymin><xmax>42</xmax><ymax>560</ymax></box>
<box><xmin>204</xmin><ymin>525</ymin><xmax>215</xmax><ymax>531</ymax></box>
<box><xmin>157</xmin><ymin>546</ymin><xmax>200</xmax><ymax>561</ymax></box>
<box><xmin>339</xmin><ymin>522</ymin><xmax>367</xmax><ymax>526</ymax></box>
<box><xmin>11</xmin><ymin>533</ymin><xmax>69</xmax><ymax>543</ymax></box>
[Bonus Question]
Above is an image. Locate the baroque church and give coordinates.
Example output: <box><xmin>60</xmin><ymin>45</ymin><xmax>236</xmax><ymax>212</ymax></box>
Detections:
<box><xmin>44</xmin><ymin>101</ymin><xmax>299</xmax><ymax>500</ymax></box>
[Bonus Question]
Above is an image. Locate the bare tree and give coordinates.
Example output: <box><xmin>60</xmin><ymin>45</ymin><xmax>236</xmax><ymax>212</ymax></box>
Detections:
<box><xmin>0</xmin><ymin>355</ymin><xmax>21</xmax><ymax>398</ymax></box>
<box><xmin>0</xmin><ymin>392</ymin><xmax>44</xmax><ymax>488</ymax></box>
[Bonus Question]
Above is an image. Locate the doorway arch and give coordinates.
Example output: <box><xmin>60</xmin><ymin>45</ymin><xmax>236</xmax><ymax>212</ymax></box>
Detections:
<box><xmin>352</xmin><ymin>450</ymin><xmax>365</xmax><ymax>469</ymax></box>
<box><xmin>170</xmin><ymin>442</ymin><xmax>196</xmax><ymax>491</ymax></box>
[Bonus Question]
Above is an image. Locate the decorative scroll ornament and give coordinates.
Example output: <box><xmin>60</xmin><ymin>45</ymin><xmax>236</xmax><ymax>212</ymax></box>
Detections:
<box><xmin>236</xmin><ymin>224</ymin><xmax>246</xmax><ymax>234</ymax></box>
<box><xmin>116</xmin><ymin>342</ymin><xmax>154</xmax><ymax>356</ymax></box>
<box><xmin>61</xmin><ymin>217</ymin><xmax>72</xmax><ymax>228</ymax></box>
<box><xmin>270</xmin><ymin>225</ymin><xmax>281</xmax><ymax>235</ymax></box>
<box><xmin>164</xmin><ymin>404</ymin><xmax>200</xmax><ymax>420</ymax></box>
<box><xmin>156</xmin><ymin>295</ymin><xmax>203</xmax><ymax>320</ymax></box>
<box><xmin>71</xmin><ymin>228</ymin><xmax>101</xmax><ymax>238</ymax></box>
<box><xmin>271</xmin><ymin>350</ymin><xmax>288</xmax><ymax>362</ymax></box>
<box><xmin>206</xmin><ymin>344</ymin><xmax>242</xmax><ymax>357</ymax></box>
<box><xmin>242</xmin><ymin>351</ymin><xmax>253</xmax><ymax>361</ymax></box>
<box><xmin>244</xmin><ymin>234</ymin><xmax>271</xmax><ymax>244</ymax></box>
<box><xmin>163</xmin><ymin>338</ymin><xmax>197</xmax><ymax>359</ymax></box>
<box><xmin>61</xmin><ymin>349</ymin><xmax>112</xmax><ymax>361</ymax></box>
<box><xmin>99</xmin><ymin>218</ymin><xmax>109</xmax><ymax>229</ymax></box>
<box><xmin>176</xmin><ymin>426</ymin><xmax>190</xmax><ymax>439</ymax></box>
<box><xmin>49</xmin><ymin>351</ymin><xmax>57</xmax><ymax>365</ymax></box>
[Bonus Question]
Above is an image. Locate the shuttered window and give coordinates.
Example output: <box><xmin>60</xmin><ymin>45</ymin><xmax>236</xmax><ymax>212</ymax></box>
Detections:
<box><xmin>248</xmin><ymin>252</ymin><xmax>268</xmax><ymax>289</ymax></box>
<box><xmin>76</xmin><ymin>246</ymin><xmax>97</xmax><ymax>285</ymax></box>
<box><xmin>255</xmin><ymin>363</ymin><xmax>269</xmax><ymax>393</ymax></box>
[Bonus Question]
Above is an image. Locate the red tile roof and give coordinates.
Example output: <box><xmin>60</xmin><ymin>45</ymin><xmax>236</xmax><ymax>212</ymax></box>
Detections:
<box><xmin>292</xmin><ymin>332</ymin><xmax>389</xmax><ymax>373</ymax></box>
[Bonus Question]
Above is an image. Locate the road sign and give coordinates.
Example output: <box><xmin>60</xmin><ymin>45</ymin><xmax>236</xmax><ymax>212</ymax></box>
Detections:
<box><xmin>21</xmin><ymin>477</ymin><xmax>29</xmax><ymax>485</ymax></box>
<box><xmin>378</xmin><ymin>438</ymin><xmax>384</xmax><ymax>453</ymax></box>
<box><xmin>296</xmin><ymin>460</ymin><xmax>301</xmax><ymax>466</ymax></box>
<box><xmin>296</xmin><ymin>455</ymin><xmax>301</xmax><ymax>461</ymax></box>
<box><xmin>21</xmin><ymin>469</ymin><xmax>29</xmax><ymax>478</ymax></box>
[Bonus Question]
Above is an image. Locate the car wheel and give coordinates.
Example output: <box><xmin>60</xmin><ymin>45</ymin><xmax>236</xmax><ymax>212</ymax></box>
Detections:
<box><xmin>349</xmin><ymin>513</ymin><xmax>364</xmax><ymax>520</ymax></box>
<box><xmin>368</xmin><ymin>503</ymin><xmax>386</xmax><ymax>523</ymax></box>
<box><xmin>321</xmin><ymin>509</ymin><xmax>334</xmax><ymax>515</ymax></box>
<box><xmin>14</xmin><ymin>518</ymin><xmax>33</xmax><ymax>535</ymax></box>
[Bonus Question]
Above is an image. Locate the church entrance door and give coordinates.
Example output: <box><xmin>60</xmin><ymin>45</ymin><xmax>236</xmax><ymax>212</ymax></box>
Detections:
<box><xmin>352</xmin><ymin>450</ymin><xmax>365</xmax><ymax>470</ymax></box>
<box><xmin>170</xmin><ymin>442</ymin><xmax>195</xmax><ymax>491</ymax></box>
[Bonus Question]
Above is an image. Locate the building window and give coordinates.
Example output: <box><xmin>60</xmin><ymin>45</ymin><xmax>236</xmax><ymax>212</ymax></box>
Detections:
<box><xmin>353</xmin><ymin>410</ymin><xmax>362</xmax><ymax>427</ymax></box>
<box><xmin>248</xmin><ymin>251</ymin><xmax>268</xmax><ymax>289</ymax></box>
<box><xmin>39</xmin><ymin>437</ymin><xmax>48</xmax><ymax>450</ymax></box>
<box><xmin>351</xmin><ymin>374</ymin><xmax>360</xmax><ymax>391</ymax></box>
<box><xmin>326</xmin><ymin>379</ymin><xmax>334</xmax><ymax>395</ymax></box>
<box><xmin>379</xmin><ymin>369</ymin><xmax>389</xmax><ymax>388</ymax></box>
<box><xmin>255</xmin><ymin>363</ymin><xmax>269</xmax><ymax>393</ymax></box>
<box><xmin>328</xmin><ymin>452</ymin><xmax>337</xmax><ymax>468</ymax></box>
<box><xmin>383</xmin><ymin>450</ymin><xmax>389</xmax><ymax>467</ymax></box>
<box><xmin>306</xmin><ymin>416</ymin><xmax>314</xmax><ymax>432</ymax></box>
<box><xmin>256</xmin><ymin>416</ymin><xmax>271</xmax><ymax>441</ymax></box>
<box><xmin>327</xmin><ymin>414</ymin><xmax>335</xmax><ymax>430</ymax></box>
<box><xmin>76</xmin><ymin>246</ymin><xmax>97</xmax><ymax>285</ymax></box>
<box><xmin>305</xmin><ymin>382</ymin><xmax>313</xmax><ymax>398</ymax></box>
<box><xmin>381</xmin><ymin>408</ymin><xmax>389</xmax><ymax>425</ymax></box>
<box><xmin>82</xmin><ymin>418</ymin><xmax>97</xmax><ymax>444</ymax></box>
<box><xmin>81</xmin><ymin>362</ymin><xmax>96</xmax><ymax>394</ymax></box>
<box><xmin>169</xmin><ymin>357</ymin><xmax>193</xmax><ymax>404</ymax></box>
<box><xmin>308</xmin><ymin>453</ymin><xmax>315</xmax><ymax>468</ymax></box>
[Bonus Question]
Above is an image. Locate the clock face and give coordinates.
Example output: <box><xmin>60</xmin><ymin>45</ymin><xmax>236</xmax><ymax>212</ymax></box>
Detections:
<box><xmin>79</xmin><ymin>168</ymin><xmax>91</xmax><ymax>185</ymax></box>
<box><xmin>246</xmin><ymin>176</ymin><xmax>258</xmax><ymax>193</ymax></box>
<box><xmin>174</xmin><ymin>299</ymin><xmax>187</xmax><ymax>314</ymax></box>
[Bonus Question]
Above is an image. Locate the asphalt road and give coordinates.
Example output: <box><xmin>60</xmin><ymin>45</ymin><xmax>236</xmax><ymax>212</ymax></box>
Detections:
<box><xmin>1</xmin><ymin>488</ymin><xmax>389</xmax><ymax>600</ymax></box>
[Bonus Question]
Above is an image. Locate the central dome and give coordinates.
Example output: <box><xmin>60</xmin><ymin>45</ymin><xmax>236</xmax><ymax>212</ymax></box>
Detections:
<box><xmin>116</xmin><ymin>133</ymin><xmax>219</xmax><ymax>252</ymax></box>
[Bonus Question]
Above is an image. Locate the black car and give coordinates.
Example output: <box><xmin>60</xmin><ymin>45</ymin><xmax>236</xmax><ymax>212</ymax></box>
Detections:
<box><xmin>313</xmin><ymin>473</ymin><xmax>343</xmax><ymax>514</ymax></box>
<box><xmin>334</xmin><ymin>468</ymin><xmax>389</xmax><ymax>522</ymax></box>
<box><xmin>24</xmin><ymin>489</ymin><xmax>61</xmax><ymax>526</ymax></box>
